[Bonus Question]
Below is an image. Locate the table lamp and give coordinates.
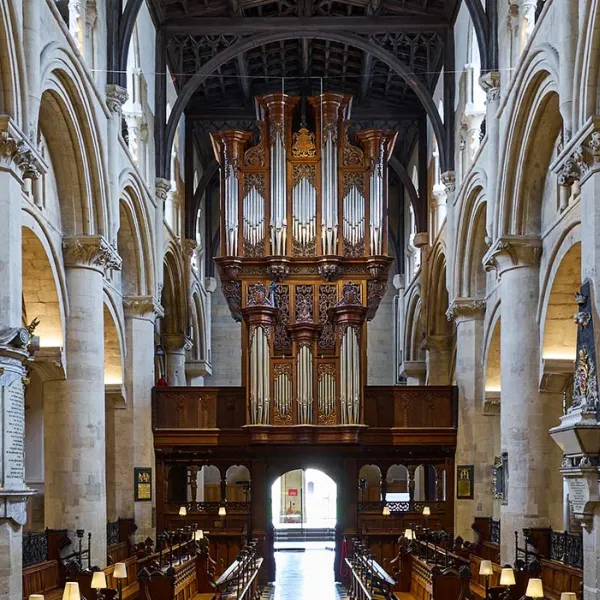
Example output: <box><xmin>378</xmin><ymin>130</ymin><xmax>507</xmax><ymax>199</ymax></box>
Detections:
<box><xmin>91</xmin><ymin>570</ymin><xmax>107</xmax><ymax>599</ymax></box>
<box><xmin>63</xmin><ymin>582</ymin><xmax>81</xmax><ymax>600</ymax></box>
<box><xmin>560</xmin><ymin>594</ymin><xmax>576</xmax><ymax>600</ymax></box>
<box><xmin>404</xmin><ymin>528</ymin><xmax>415</xmax><ymax>540</ymax></box>
<box><xmin>29</xmin><ymin>596</ymin><xmax>45</xmax><ymax>600</ymax></box>
<box><xmin>219</xmin><ymin>505</ymin><xmax>227</xmax><ymax>517</ymax></box>
<box><xmin>179</xmin><ymin>506</ymin><xmax>187</xmax><ymax>516</ymax></box>
<box><xmin>382</xmin><ymin>505</ymin><xmax>391</xmax><ymax>516</ymax></box>
<box><xmin>194</xmin><ymin>529</ymin><xmax>204</xmax><ymax>540</ymax></box>
<box><xmin>479</xmin><ymin>560</ymin><xmax>493</xmax><ymax>600</ymax></box>
<box><xmin>525</xmin><ymin>578</ymin><xmax>544</xmax><ymax>600</ymax></box>
<box><xmin>500</xmin><ymin>567</ymin><xmax>515</xmax><ymax>600</ymax></box>
<box><xmin>113</xmin><ymin>563</ymin><xmax>127</xmax><ymax>600</ymax></box>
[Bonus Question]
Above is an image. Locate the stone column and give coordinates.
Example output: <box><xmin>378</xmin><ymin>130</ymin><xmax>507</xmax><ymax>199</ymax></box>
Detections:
<box><xmin>484</xmin><ymin>236</ymin><xmax>545</xmax><ymax>563</ymax></box>
<box><xmin>447</xmin><ymin>299</ymin><xmax>490</xmax><ymax>538</ymax></box>
<box><xmin>106</xmin><ymin>85</ymin><xmax>128</xmax><ymax>245</ymax></box>
<box><xmin>0</xmin><ymin>123</ymin><xmax>41</xmax><ymax>600</ymax></box>
<box><xmin>424</xmin><ymin>335</ymin><xmax>452</xmax><ymax>385</ymax></box>
<box><xmin>401</xmin><ymin>361</ymin><xmax>427</xmax><ymax>386</ymax></box>
<box><xmin>163</xmin><ymin>333</ymin><xmax>192</xmax><ymax>386</ymax></box>
<box><xmin>122</xmin><ymin>296</ymin><xmax>163</xmax><ymax>541</ymax></box>
<box><xmin>479</xmin><ymin>72</ymin><xmax>501</xmax><ymax>240</ymax></box>
<box><xmin>44</xmin><ymin>236</ymin><xmax>121</xmax><ymax>568</ymax></box>
<box><xmin>441</xmin><ymin>172</ymin><xmax>456</xmax><ymax>293</ymax></box>
<box><xmin>155</xmin><ymin>179</ymin><xmax>171</xmax><ymax>294</ymax></box>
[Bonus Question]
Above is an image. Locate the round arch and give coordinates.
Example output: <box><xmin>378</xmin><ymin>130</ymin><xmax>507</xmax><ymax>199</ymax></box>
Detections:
<box><xmin>0</xmin><ymin>0</ymin><xmax>25</xmax><ymax>122</ymax></box>
<box><xmin>164</xmin><ymin>30</ymin><xmax>447</xmax><ymax>176</ymax></box>
<box><xmin>162</xmin><ymin>248</ymin><xmax>186</xmax><ymax>334</ymax></box>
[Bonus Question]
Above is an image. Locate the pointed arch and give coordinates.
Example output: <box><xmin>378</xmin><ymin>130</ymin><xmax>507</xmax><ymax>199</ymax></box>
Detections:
<box><xmin>162</xmin><ymin>247</ymin><xmax>186</xmax><ymax>334</ymax></box>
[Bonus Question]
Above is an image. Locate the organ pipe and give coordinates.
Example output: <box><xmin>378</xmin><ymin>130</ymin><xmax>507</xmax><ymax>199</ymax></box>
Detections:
<box><xmin>339</xmin><ymin>327</ymin><xmax>360</xmax><ymax>425</ymax></box>
<box><xmin>297</xmin><ymin>344</ymin><xmax>313</xmax><ymax>424</ymax></box>
<box><xmin>321</xmin><ymin>125</ymin><xmax>339</xmax><ymax>255</ymax></box>
<box><xmin>369</xmin><ymin>141</ymin><xmax>385</xmax><ymax>255</ymax></box>
<box><xmin>243</xmin><ymin>185</ymin><xmax>265</xmax><ymax>249</ymax></box>
<box><xmin>224</xmin><ymin>159</ymin><xmax>239</xmax><ymax>256</ymax></box>
<box><xmin>343</xmin><ymin>187</ymin><xmax>365</xmax><ymax>247</ymax></box>
<box><xmin>249</xmin><ymin>326</ymin><xmax>270</xmax><ymax>424</ymax></box>
<box><xmin>292</xmin><ymin>177</ymin><xmax>316</xmax><ymax>248</ymax></box>
<box><xmin>318</xmin><ymin>370</ymin><xmax>336</xmax><ymax>419</ymax></box>
<box><xmin>270</xmin><ymin>126</ymin><xmax>287</xmax><ymax>254</ymax></box>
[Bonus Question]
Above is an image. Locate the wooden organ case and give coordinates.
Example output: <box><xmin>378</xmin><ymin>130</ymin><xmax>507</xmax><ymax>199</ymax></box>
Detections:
<box><xmin>211</xmin><ymin>93</ymin><xmax>397</xmax><ymax>428</ymax></box>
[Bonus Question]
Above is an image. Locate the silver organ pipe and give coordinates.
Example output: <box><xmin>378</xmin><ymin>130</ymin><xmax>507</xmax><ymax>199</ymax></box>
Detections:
<box><xmin>292</xmin><ymin>177</ymin><xmax>316</xmax><ymax>249</ymax></box>
<box><xmin>224</xmin><ymin>159</ymin><xmax>239</xmax><ymax>256</ymax></box>
<box><xmin>343</xmin><ymin>187</ymin><xmax>365</xmax><ymax>248</ymax></box>
<box><xmin>270</xmin><ymin>127</ymin><xmax>287</xmax><ymax>255</ymax></box>
<box><xmin>243</xmin><ymin>184</ymin><xmax>265</xmax><ymax>250</ymax></box>
<box><xmin>369</xmin><ymin>141</ymin><xmax>385</xmax><ymax>255</ymax></box>
<box><xmin>340</xmin><ymin>327</ymin><xmax>360</xmax><ymax>424</ymax></box>
<box><xmin>321</xmin><ymin>126</ymin><xmax>339</xmax><ymax>255</ymax></box>
<box><xmin>297</xmin><ymin>344</ymin><xmax>313</xmax><ymax>424</ymax></box>
<box><xmin>318</xmin><ymin>370</ymin><xmax>336</xmax><ymax>419</ymax></box>
<box><xmin>274</xmin><ymin>370</ymin><xmax>292</xmax><ymax>421</ymax></box>
<box><xmin>249</xmin><ymin>326</ymin><xmax>270</xmax><ymax>424</ymax></box>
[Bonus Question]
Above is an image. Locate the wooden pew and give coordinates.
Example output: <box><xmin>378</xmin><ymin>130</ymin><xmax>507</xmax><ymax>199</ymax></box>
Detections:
<box><xmin>346</xmin><ymin>543</ymin><xmax>397</xmax><ymax>600</ymax></box>
<box><xmin>138</xmin><ymin>554</ymin><xmax>209</xmax><ymax>600</ymax></box>
<box><xmin>22</xmin><ymin>560</ymin><xmax>63</xmax><ymax>600</ymax></box>
<box><xmin>210</xmin><ymin>542</ymin><xmax>262</xmax><ymax>600</ymax></box>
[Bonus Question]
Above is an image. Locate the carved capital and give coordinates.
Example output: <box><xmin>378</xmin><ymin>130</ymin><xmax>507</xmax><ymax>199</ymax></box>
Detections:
<box><xmin>441</xmin><ymin>171</ymin><xmax>456</xmax><ymax>194</ymax></box>
<box><xmin>155</xmin><ymin>178</ymin><xmax>171</xmax><ymax>203</ymax></box>
<box><xmin>0</xmin><ymin>116</ymin><xmax>44</xmax><ymax>180</ymax></box>
<box><xmin>62</xmin><ymin>235</ymin><xmax>122</xmax><ymax>273</ymax></box>
<box><xmin>162</xmin><ymin>333</ymin><xmax>193</xmax><ymax>353</ymax></box>
<box><xmin>479</xmin><ymin>71</ymin><xmax>500</xmax><ymax>102</ymax></box>
<box><xmin>446</xmin><ymin>298</ymin><xmax>486</xmax><ymax>323</ymax></box>
<box><xmin>483</xmin><ymin>235</ymin><xmax>541</xmax><ymax>275</ymax></box>
<box><xmin>106</xmin><ymin>84</ymin><xmax>128</xmax><ymax>115</ymax></box>
<box><xmin>554</xmin><ymin>121</ymin><xmax>600</xmax><ymax>186</ymax></box>
<box><xmin>123</xmin><ymin>295</ymin><xmax>164</xmax><ymax>321</ymax></box>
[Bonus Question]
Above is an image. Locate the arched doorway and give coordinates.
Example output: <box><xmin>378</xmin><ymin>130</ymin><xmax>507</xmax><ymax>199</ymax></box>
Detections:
<box><xmin>269</xmin><ymin>468</ymin><xmax>339</xmax><ymax>596</ymax></box>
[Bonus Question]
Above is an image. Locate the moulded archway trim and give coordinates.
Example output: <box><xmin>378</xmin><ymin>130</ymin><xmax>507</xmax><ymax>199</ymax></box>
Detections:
<box><xmin>389</xmin><ymin>156</ymin><xmax>425</xmax><ymax>234</ymax></box>
<box><xmin>537</xmin><ymin>220</ymin><xmax>581</xmax><ymax>327</ymax></box>
<box><xmin>164</xmin><ymin>30</ymin><xmax>447</xmax><ymax>177</ymax></box>
<box><xmin>482</xmin><ymin>298</ymin><xmax>501</xmax><ymax>372</ymax></box>
<box><xmin>0</xmin><ymin>0</ymin><xmax>25</xmax><ymax>124</ymax></box>
<box><xmin>185</xmin><ymin>159</ymin><xmax>219</xmax><ymax>240</ymax></box>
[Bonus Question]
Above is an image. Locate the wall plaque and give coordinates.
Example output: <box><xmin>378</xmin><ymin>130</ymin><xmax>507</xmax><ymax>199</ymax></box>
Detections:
<box><xmin>134</xmin><ymin>467</ymin><xmax>152</xmax><ymax>502</ymax></box>
<box><xmin>3</xmin><ymin>377</ymin><xmax>25</xmax><ymax>488</ymax></box>
<box><xmin>457</xmin><ymin>465</ymin><xmax>474</xmax><ymax>499</ymax></box>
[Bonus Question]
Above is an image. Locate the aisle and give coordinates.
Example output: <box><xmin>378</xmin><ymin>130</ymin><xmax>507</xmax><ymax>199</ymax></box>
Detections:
<box><xmin>261</xmin><ymin>549</ymin><xmax>348</xmax><ymax>600</ymax></box>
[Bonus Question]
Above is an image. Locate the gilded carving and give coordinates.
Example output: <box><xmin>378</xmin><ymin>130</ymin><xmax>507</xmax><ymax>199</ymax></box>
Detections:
<box><xmin>292</xmin><ymin>163</ymin><xmax>316</xmax><ymax>186</ymax></box>
<box><xmin>292</xmin><ymin>127</ymin><xmax>316</xmax><ymax>158</ymax></box>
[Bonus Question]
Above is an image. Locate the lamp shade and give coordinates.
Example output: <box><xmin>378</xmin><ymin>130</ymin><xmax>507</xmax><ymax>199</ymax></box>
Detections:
<box><xmin>91</xmin><ymin>571</ymin><xmax>107</xmax><ymax>589</ymax></box>
<box><xmin>113</xmin><ymin>562</ymin><xmax>128</xmax><ymax>579</ymax></box>
<box><xmin>500</xmin><ymin>568</ymin><xmax>516</xmax><ymax>587</ymax></box>
<box><xmin>382</xmin><ymin>505</ymin><xmax>391</xmax><ymax>516</ymax></box>
<box><xmin>422</xmin><ymin>506</ymin><xmax>431</xmax><ymax>516</ymax></box>
<box><xmin>29</xmin><ymin>596</ymin><xmax>45</xmax><ymax>599</ymax></box>
<box><xmin>218</xmin><ymin>506</ymin><xmax>227</xmax><ymax>517</ymax></box>
<box><xmin>404</xmin><ymin>528</ymin><xmax>415</xmax><ymax>540</ymax></box>
<box><xmin>526</xmin><ymin>578</ymin><xmax>544</xmax><ymax>599</ymax></box>
<box><xmin>62</xmin><ymin>582</ymin><xmax>81</xmax><ymax>600</ymax></box>
<box><xmin>560</xmin><ymin>594</ymin><xmax>577</xmax><ymax>600</ymax></box>
<box><xmin>479</xmin><ymin>560</ymin><xmax>494</xmax><ymax>576</ymax></box>
<box><xmin>194</xmin><ymin>529</ymin><xmax>204</xmax><ymax>540</ymax></box>
<box><xmin>179</xmin><ymin>506</ymin><xmax>187</xmax><ymax>516</ymax></box>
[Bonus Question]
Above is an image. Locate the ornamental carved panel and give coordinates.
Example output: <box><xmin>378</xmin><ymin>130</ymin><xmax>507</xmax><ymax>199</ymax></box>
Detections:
<box><xmin>273</xmin><ymin>285</ymin><xmax>291</xmax><ymax>352</ymax></box>
<box><xmin>295</xmin><ymin>285</ymin><xmax>314</xmax><ymax>323</ymax></box>
<box><xmin>318</xmin><ymin>285</ymin><xmax>338</xmax><ymax>351</ymax></box>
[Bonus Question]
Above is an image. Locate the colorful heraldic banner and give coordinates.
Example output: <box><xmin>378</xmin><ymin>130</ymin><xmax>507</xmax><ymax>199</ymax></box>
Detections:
<box><xmin>456</xmin><ymin>465</ymin><xmax>474</xmax><ymax>499</ymax></box>
<box><xmin>134</xmin><ymin>467</ymin><xmax>152</xmax><ymax>502</ymax></box>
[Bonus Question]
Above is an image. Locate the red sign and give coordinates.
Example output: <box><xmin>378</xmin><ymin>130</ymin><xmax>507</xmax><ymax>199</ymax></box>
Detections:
<box><xmin>288</xmin><ymin>489</ymin><xmax>298</xmax><ymax>496</ymax></box>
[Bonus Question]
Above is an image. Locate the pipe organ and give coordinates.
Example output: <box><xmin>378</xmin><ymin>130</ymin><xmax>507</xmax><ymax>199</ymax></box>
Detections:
<box><xmin>212</xmin><ymin>92</ymin><xmax>397</xmax><ymax>427</ymax></box>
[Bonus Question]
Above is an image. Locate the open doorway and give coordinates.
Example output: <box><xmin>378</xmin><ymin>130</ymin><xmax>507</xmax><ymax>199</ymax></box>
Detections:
<box><xmin>269</xmin><ymin>468</ymin><xmax>340</xmax><ymax>597</ymax></box>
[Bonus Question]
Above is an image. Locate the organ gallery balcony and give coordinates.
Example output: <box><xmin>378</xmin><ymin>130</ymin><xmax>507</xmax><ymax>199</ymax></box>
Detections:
<box><xmin>151</xmin><ymin>384</ymin><xmax>457</xmax><ymax>447</ymax></box>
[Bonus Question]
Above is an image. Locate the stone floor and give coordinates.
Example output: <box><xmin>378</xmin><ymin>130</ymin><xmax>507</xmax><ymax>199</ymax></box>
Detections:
<box><xmin>262</xmin><ymin>548</ymin><xmax>348</xmax><ymax>599</ymax></box>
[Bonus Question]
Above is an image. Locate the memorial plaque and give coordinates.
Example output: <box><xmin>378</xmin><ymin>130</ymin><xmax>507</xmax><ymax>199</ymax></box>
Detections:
<box><xmin>457</xmin><ymin>465</ymin><xmax>474</xmax><ymax>499</ymax></box>
<box><xmin>3</xmin><ymin>377</ymin><xmax>25</xmax><ymax>488</ymax></box>
<box><xmin>134</xmin><ymin>467</ymin><xmax>152</xmax><ymax>501</ymax></box>
<box><xmin>566</xmin><ymin>478</ymin><xmax>589</xmax><ymax>513</ymax></box>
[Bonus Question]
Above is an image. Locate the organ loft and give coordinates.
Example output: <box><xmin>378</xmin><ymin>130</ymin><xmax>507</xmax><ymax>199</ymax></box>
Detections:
<box><xmin>211</xmin><ymin>92</ymin><xmax>397</xmax><ymax>427</ymax></box>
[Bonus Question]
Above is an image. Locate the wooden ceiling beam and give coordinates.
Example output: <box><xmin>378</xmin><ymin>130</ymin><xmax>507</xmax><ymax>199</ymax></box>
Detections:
<box><xmin>359</xmin><ymin>52</ymin><xmax>373</xmax><ymax>102</ymax></box>
<box><xmin>163</xmin><ymin>15</ymin><xmax>448</xmax><ymax>34</ymax></box>
<box><xmin>236</xmin><ymin>53</ymin><xmax>252</xmax><ymax>102</ymax></box>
